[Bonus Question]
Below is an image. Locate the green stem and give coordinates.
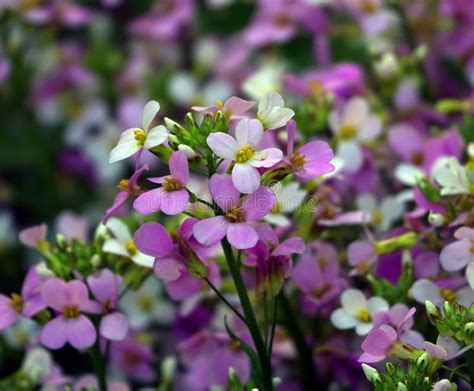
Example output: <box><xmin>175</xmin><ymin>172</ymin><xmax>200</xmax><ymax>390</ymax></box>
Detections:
<box><xmin>221</xmin><ymin>238</ymin><xmax>273</xmax><ymax>390</ymax></box>
<box><xmin>90</xmin><ymin>342</ymin><xmax>107</xmax><ymax>391</ymax></box>
<box><xmin>203</xmin><ymin>276</ymin><xmax>246</xmax><ymax>324</ymax></box>
<box><xmin>279</xmin><ymin>290</ymin><xmax>319</xmax><ymax>390</ymax></box>
<box><xmin>465</xmin><ymin>350</ymin><xmax>474</xmax><ymax>385</ymax></box>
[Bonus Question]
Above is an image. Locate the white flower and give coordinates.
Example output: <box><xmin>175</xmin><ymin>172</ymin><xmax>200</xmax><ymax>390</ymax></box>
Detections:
<box><xmin>103</xmin><ymin>218</ymin><xmax>154</xmax><ymax>267</ymax></box>
<box><xmin>257</xmin><ymin>92</ymin><xmax>295</xmax><ymax>130</ymax></box>
<box><xmin>121</xmin><ymin>277</ymin><xmax>175</xmax><ymax>328</ymax></box>
<box><xmin>21</xmin><ymin>347</ymin><xmax>52</xmax><ymax>384</ymax></box>
<box><xmin>356</xmin><ymin>193</ymin><xmax>404</xmax><ymax>232</ymax></box>
<box><xmin>394</xmin><ymin>163</ymin><xmax>424</xmax><ymax>186</ymax></box>
<box><xmin>411</xmin><ymin>279</ymin><xmax>474</xmax><ymax>307</ymax></box>
<box><xmin>265</xmin><ymin>182</ymin><xmax>307</xmax><ymax>226</ymax></box>
<box><xmin>329</xmin><ymin>96</ymin><xmax>382</xmax><ymax>172</ymax></box>
<box><xmin>330</xmin><ymin>288</ymin><xmax>388</xmax><ymax>335</ymax></box>
<box><xmin>109</xmin><ymin>100</ymin><xmax>169</xmax><ymax>163</ymax></box>
<box><xmin>242</xmin><ymin>64</ymin><xmax>283</xmax><ymax>100</ymax></box>
<box><xmin>432</xmin><ymin>157</ymin><xmax>472</xmax><ymax>196</ymax></box>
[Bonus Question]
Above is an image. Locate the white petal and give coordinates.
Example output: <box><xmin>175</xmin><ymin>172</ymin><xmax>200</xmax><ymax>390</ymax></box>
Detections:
<box><xmin>341</xmin><ymin>289</ymin><xmax>367</xmax><ymax>316</ymax></box>
<box><xmin>235</xmin><ymin>118</ymin><xmax>263</xmax><ymax>147</ymax></box>
<box><xmin>103</xmin><ymin>239</ymin><xmax>128</xmax><ymax>257</ymax></box>
<box><xmin>106</xmin><ymin>218</ymin><xmax>131</xmax><ymax>243</ymax></box>
<box><xmin>466</xmin><ymin>263</ymin><xmax>474</xmax><ymax>290</ymax></box>
<box><xmin>132</xmin><ymin>252</ymin><xmax>155</xmax><ymax>268</ymax></box>
<box><xmin>232</xmin><ymin>164</ymin><xmax>260</xmax><ymax>194</ymax></box>
<box><xmin>142</xmin><ymin>100</ymin><xmax>160</xmax><ymax>131</ymax></box>
<box><xmin>144</xmin><ymin>125</ymin><xmax>169</xmax><ymax>150</ymax></box>
<box><xmin>394</xmin><ymin>163</ymin><xmax>424</xmax><ymax>186</ymax></box>
<box><xmin>330</xmin><ymin>308</ymin><xmax>357</xmax><ymax>330</ymax></box>
<box><xmin>207</xmin><ymin>133</ymin><xmax>239</xmax><ymax>160</ymax></box>
<box><xmin>357</xmin><ymin>115</ymin><xmax>382</xmax><ymax>141</ymax></box>
<box><xmin>337</xmin><ymin>141</ymin><xmax>363</xmax><ymax>173</ymax></box>
<box><xmin>342</xmin><ymin>96</ymin><xmax>369</xmax><ymax>126</ymax></box>
<box><xmin>109</xmin><ymin>130</ymin><xmax>140</xmax><ymax>163</ymax></box>
<box><xmin>355</xmin><ymin>322</ymin><xmax>374</xmax><ymax>336</ymax></box>
<box><xmin>356</xmin><ymin>193</ymin><xmax>377</xmax><ymax>214</ymax></box>
<box><xmin>328</xmin><ymin>111</ymin><xmax>341</xmax><ymax>135</ymax></box>
<box><xmin>411</xmin><ymin>279</ymin><xmax>442</xmax><ymax>305</ymax></box>
<box><xmin>367</xmin><ymin>297</ymin><xmax>389</xmax><ymax>315</ymax></box>
<box><xmin>278</xmin><ymin>183</ymin><xmax>306</xmax><ymax>212</ymax></box>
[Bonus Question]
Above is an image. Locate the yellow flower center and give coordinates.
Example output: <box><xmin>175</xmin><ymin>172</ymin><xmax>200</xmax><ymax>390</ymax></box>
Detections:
<box><xmin>357</xmin><ymin>309</ymin><xmax>371</xmax><ymax>322</ymax></box>
<box><xmin>361</xmin><ymin>0</ymin><xmax>377</xmax><ymax>13</ymax></box>
<box><xmin>216</xmin><ymin>101</ymin><xmax>224</xmax><ymax>109</ymax></box>
<box><xmin>10</xmin><ymin>293</ymin><xmax>24</xmax><ymax>313</ymax></box>
<box><xmin>63</xmin><ymin>305</ymin><xmax>80</xmax><ymax>319</ymax></box>
<box><xmin>441</xmin><ymin>289</ymin><xmax>456</xmax><ymax>302</ymax></box>
<box><xmin>225</xmin><ymin>206</ymin><xmax>245</xmax><ymax>223</ymax></box>
<box><xmin>470</xmin><ymin>245</ymin><xmax>474</xmax><ymax>254</ymax></box>
<box><xmin>318</xmin><ymin>257</ymin><xmax>329</xmax><ymax>271</ymax></box>
<box><xmin>372</xmin><ymin>210</ymin><xmax>383</xmax><ymax>226</ymax></box>
<box><xmin>339</xmin><ymin>123</ymin><xmax>358</xmax><ymax>140</ymax></box>
<box><xmin>102</xmin><ymin>298</ymin><xmax>114</xmax><ymax>315</ymax></box>
<box><xmin>411</xmin><ymin>151</ymin><xmax>424</xmax><ymax>166</ymax></box>
<box><xmin>134</xmin><ymin>129</ymin><xmax>147</xmax><ymax>146</ymax></box>
<box><xmin>127</xmin><ymin>240</ymin><xmax>138</xmax><ymax>256</ymax></box>
<box><xmin>235</xmin><ymin>144</ymin><xmax>254</xmax><ymax>163</ymax></box>
<box><xmin>138</xmin><ymin>295</ymin><xmax>153</xmax><ymax>313</ymax></box>
<box><xmin>20</xmin><ymin>0</ymin><xmax>41</xmax><ymax>11</ymax></box>
<box><xmin>290</xmin><ymin>151</ymin><xmax>306</xmax><ymax>171</ymax></box>
<box><xmin>357</xmin><ymin>262</ymin><xmax>370</xmax><ymax>274</ymax></box>
<box><xmin>229</xmin><ymin>340</ymin><xmax>241</xmax><ymax>352</ymax></box>
<box><xmin>312</xmin><ymin>283</ymin><xmax>331</xmax><ymax>298</ymax></box>
<box><xmin>271</xmin><ymin>201</ymin><xmax>282</xmax><ymax>214</ymax></box>
<box><xmin>162</xmin><ymin>177</ymin><xmax>183</xmax><ymax>191</ymax></box>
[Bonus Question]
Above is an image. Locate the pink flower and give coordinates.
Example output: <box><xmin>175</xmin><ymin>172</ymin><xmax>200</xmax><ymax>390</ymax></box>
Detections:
<box><xmin>192</xmin><ymin>96</ymin><xmax>255</xmax><ymax>120</ymax></box>
<box><xmin>19</xmin><ymin>224</ymin><xmax>47</xmax><ymax>248</ymax></box>
<box><xmin>207</xmin><ymin>119</ymin><xmax>283</xmax><ymax>194</ymax></box>
<box><xmin>104</xmin><ymin>164</ymin><xmax>148</xmax><ymax>223</ymax></box>
<box><xmin>347</xmin><ymin>239</ymin><xmax>378</xmax><ymax>275</ymax></box>
<box><xmin>286</xmin><ymin>120</ymin><xmax>334</xmax><ymax>179</ymax></box>
<box><xmin>40</xmin><ymin>278</ymin><xmax>97</xmax><ymax>350</ymax></box>
<box><xmin>133</xmin><ymin>152</ymin><xmax>190</xmax><ymax>215</ymax></box>
<box><xmin>0</xmin><ymin>267</ymin><xmax>46</xmax><ymax>329</ymax></box>
<box><xmin>134</xmin><ymin>219</ymin><xmax>221</xmax><ymax>300</ymax></box>
<box><xmin>87</xmin><ymin>270</ymin><xmax>128</xmax><ymax>341</ymax></box>
<box><xmin>440</xmin><ymin>226</ymin><xmax>474</xmax><ymax>272</ymax></box>
<box><xmin>193</xmin><ymin>174</ymin><xmax>276</xmax><ymax>249</ymax></box>
<box><xmin>359</xmin><ymin>307</ymin><xmax>417</xmax><ymax>363</ymax></box>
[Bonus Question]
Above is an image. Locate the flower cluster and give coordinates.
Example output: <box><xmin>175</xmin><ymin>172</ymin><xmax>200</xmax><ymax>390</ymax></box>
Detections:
<box><xmin>2</xmin><ymin>0</ymin><xmax>474</xmax><ymax>390</ymax></box>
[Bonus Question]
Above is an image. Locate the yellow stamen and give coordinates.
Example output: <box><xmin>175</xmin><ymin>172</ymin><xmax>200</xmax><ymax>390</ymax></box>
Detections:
<box><xmin>235</xmin><ymin>144</ymin><xmax>254</xmax><ymax>163</ymax></box>
<box><xmin>441</xmin><ymin>289</ymin><xmax>456</xmax><ymax>302</ymax></box>
<box><xmin>138</xmin><ymin>295</ymin><xmax>153</xmax><ymax>312</ymax></box>
<box><xmin>318</xmin><ymin>257</ymin><xmax>329</xmax><ymax>271</ymax></box>
<box><xmin>339</xmin><ymin>123</ymin><xmax>358</xmax><ymax>140</ymax></box>
<box><xmin>127</xmin><ymin>240</ymin><xmax>138</xmax><ymax>256</ymax></box>
<box><xmin>357</xmin><ymin>309</ymin><xmax>371</xmax><ymax>322</ymax></box>
<box><xmin>312</xmin><ymin>283</ymin><xmax>331</xmax><ymax>298</ymax></box>
<box><xmin>10</xmin><ymin>293</ymin><xmax>24</xmax><ymax>313</ymax></box>
<box><xmin>216</xmin><ymin>100</ymin><xmax>224</xmax><ymax>109</ymax></box>
<box><xmin>63</xmin><ymin>305</ymin><xmax>80</xmax><ymax>319</ymax></box>
<box><xmin>225</xmin><ymin>206</ymin><xmax>245</xmax><ymax>223</ymax></box>
<box><xmin>134</xmin><ymin>129</ymin><xmax>147</xmax><ymax>146</ymax></box>
<box><xmin>411</xmin><ymin>151</ymin><xmax>424</xmax><ymax>165</ymax></box>
<box><xmin>271</xmin><ymin>201</ymin><xmax>282</xmax><ymax>214</ymax></box>
<box><xmin>162</xmin><ymin>177</ymin><xmax>183</xmax><ymax>191</ymax></box>
<box><xmin>372</xmin><ymin>210</ymin><xmax>383</xmax><ymax>226</ymax></box>
<box><xmin>290</xmin><ymin>151</ymin><xmax>306</xmax><ymax>171</ymax></box>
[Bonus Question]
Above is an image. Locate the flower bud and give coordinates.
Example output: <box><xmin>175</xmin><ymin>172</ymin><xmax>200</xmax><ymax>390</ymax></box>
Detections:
<box><xmin>397</xmin><ymin>382</ymin><xmax>408</xmax><ymax>391</ymax></box>
<box><xmin>161</xmin><ymin>356</ymin><xmax>177</xmax><ymax>382</ymax></box>
<box><xmin>362</xmin><ymin>364</ymin><xmax>379</xmax><ymax>383</ymax></box>
<box><xmin>464</xmin><ymin>322</ymin><xmax>474</xmax><ymax>339</ymax></box>
<box><xmin>416</xmin><ymin>352</ymin><xmax>429</xmax><ymax>370</ymax></box>
<box><xmin>428</xmin><ymin>212</ymin><xmax>445</xmax><ymax>227</ymax></box>
<box><xmin>178</xmin><ymin>144</ymin><xmax>197</xmax><ymax>159</ymax></box>
<box><xmin>374</xmin><ymin>232</ymin><xmax>417</xmax><ymax>254</ymax></box>
<box><xmin>425</xmin><ymin>300</ymin><xmax>440</xmax><ymax>317</ymax></box>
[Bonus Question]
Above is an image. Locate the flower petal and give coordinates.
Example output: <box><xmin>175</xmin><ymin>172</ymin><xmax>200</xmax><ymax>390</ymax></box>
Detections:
<box><xmin>169</xmin><ymin>151</ymin><xmax>189</xmax><ymax>185</ymax></box>
<box><xmin>106</xmin><ymin>218</ymin><xmax>132</xmax><ymax>243</ymax></box>
<box><xmin>134</xmin><ymin>222</ymin><xmax>174</xmax><ymax>258</ymax></box>
<box><xmin>193</xmin><ymin>216</ymin><xmax>228</xmax><ymax>246</ymax></box>
<box><xmin>440</xmin><ymin>240</ymin><xmax>472</xmax><ymax>272</ymax></box>
<box><xmin>142</xmin><ymin>100</ymin><xmax>160</xmax><ymax>131</ymax></box>
<box><xmin>154</xmin><ymin>258</ymin><xmax>183</xmax><ymax>281</ymax></box>
<box><xmin>341</xmin><ymin>289</ymin><xmax>367</xmax><ymax>316</ymax></box>
<box><xmin>227</xmin><ymin>223</ymin><xmax>258</xmax><ymax>249</ymax></box>
<box><xmin>251</xmin><ymin>148</ymin><xmax>283</xmax><ymax>168</ymax></box>
<box><xmin>160</xmin><ymin>189</ymin><xmax>189</xmax><ymax>215</ymax></box>
<box><xmin>41</xmin><ymin>317</ymin><xmax>68</xmax><ymax>350</ymax></box>
<box><xmin>87</xmin><ymin>269</ymin><xmax>121</xmax><ymax>304</ymax></box>
<box><xmin>100</xmin><ymin>312</ymin><xmax>128</xmax><ymax>341</ymax></box>
<box><xmin>144</xmin><ymin>125</ymin><xmax>168</xmax><ymax>150</ymax></box>
<box><xmin>342</xmin><ymin>96</ymin><xmax>368</xmax><ymax>126</ymax></box>
<box><xmin>0</xmin><ymin>294</ymin><xmax>18</xmax><ymax>329</ymax></box>
<box><xmin>235</xmin><ymin>118</ymin><xmax>263</xmax><ymax>148</ymax></box>
<box><xmin>330</xmin><ymin>308</ymin><xmax>357</xmax><ymax>330</ymax></box>
<box><xmin>133</xmin><ymin>188</ymin><xmax>163</xmax><ymax>215</ymax></box>
<box><xmin>411</xmin><ymin>279</ymin><xmax>442</xmax><ymax>305</ymax></box>
<box><xmin>109</xmin><ymin>129</ymin><xmax>140</xmax><ymax>163</ymax></box>
<box><xmin>207</xmin><ymin>132</ymin><xmax>238</xmax><ymax>160</ymax></box>
<box><xmin>241</xmin><ymin>186</ymin><xmax>276</xmax><ymax>221</ymax></box>
<box><xmin>67</xmin><ymin>315</ymin><xmax>97</xmax><ymax>349</ymax></box>
<box><xmin>41</xmin><ymin>278</ymin><xmax>68</xmax><ymax>312</ymax></box>
<box><xmin>209</xmin><ymin>174</ymin><xmax>240</xmax><ymax>211</ymax></box>
<box><xmin>232</xmin><ymin>164</ymin><xmax>261</xmax><ymax>194</ymax></box>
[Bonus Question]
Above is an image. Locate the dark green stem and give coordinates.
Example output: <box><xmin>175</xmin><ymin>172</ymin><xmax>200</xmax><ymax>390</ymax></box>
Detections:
<box><xmin>203</xmin><ymin>276</ymin><xmax>246</xmax><ymax>324</ymax></box>
<box><xmin>221</xmin><ymin>238</ymin><xmax>273</xmax><ymax>390</ymax></box>
<box><xmin>279</xmin><ymin>290</ymin><xmax>318</xmax><ymax>390</ymax></box>
<box><xmin>465</xmin><ymin>350</ymin><xmax>474</xmax><ymax>385</ymax></box>
<box><xmin>90</xmin><ymin>341</ymin><xmax>107</xmax><ymax>391</ymax></box>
